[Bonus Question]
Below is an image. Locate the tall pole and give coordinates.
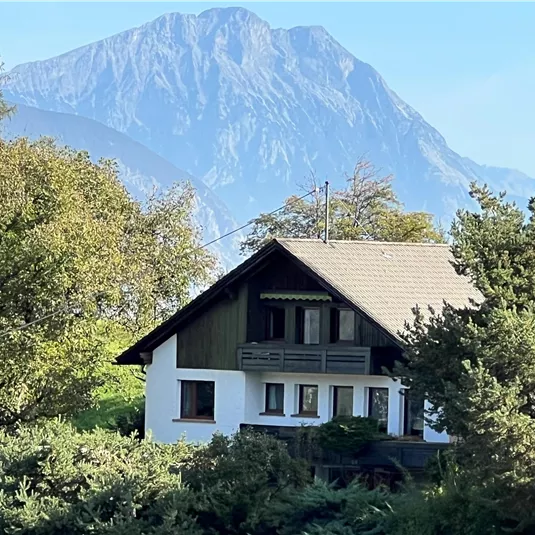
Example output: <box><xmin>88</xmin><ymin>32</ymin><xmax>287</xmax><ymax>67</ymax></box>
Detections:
<box><xmin>324</xmin><ymin>181</ymin><xmax>330</xmax><ymax>243</ymax></box>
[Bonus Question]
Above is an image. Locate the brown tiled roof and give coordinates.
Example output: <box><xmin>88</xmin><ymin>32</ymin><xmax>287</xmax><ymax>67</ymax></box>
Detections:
<box><xmin>276</xmin><ymin>238</ymin><xmax>480</xmax><ymax>340</ymax></box>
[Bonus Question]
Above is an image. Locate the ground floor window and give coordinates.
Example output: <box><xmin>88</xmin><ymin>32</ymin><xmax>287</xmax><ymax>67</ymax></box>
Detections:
<box><xmin>298</xmin><ymin>384</ymin><xmax>318</xmax><ymax>416</ymax></box>
<box><xmin>180</xmin><ymin>380</ymin><xmax>215</xmax><ymax>420</ymax></box>
<box><xmin>265</xmin><ymin>383</ymin><xmax>284</xmax><ymax>414</ymax></box>
<box><xmin>403</xmin><ymin>390</ymin><xmax>424</xmax><ymax>438</ymax></box>
<box><xmin>333</xmin><ymin>386</ymin><xmax>353</xmax><ymax>417</ymax></box>
<box><xmin>368</xmin><ymin>387</ymin><xmax>388</xmax><ymax>433</ymax></box>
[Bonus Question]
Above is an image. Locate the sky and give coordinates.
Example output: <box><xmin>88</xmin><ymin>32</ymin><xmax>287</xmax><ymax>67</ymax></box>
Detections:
<box><xmin>1</xmin><ymin>2</ymin><xmax>535</xmax><ymax>176</ymax></box>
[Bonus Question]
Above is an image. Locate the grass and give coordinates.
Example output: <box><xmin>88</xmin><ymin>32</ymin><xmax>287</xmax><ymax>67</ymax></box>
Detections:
<box><xmin>73</xmin><ymin>393</ymin><xmax>144</xmax><ymax>431</ymax></box>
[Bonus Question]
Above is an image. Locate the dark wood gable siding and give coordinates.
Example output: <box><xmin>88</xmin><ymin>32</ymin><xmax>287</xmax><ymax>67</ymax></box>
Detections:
<box><xmin>176</xmin><ymin>283</ymin><xmax>248</xmax><ymax>369</ymax></box>
<box><xmin>176</xmin><ymin>251</ymin><xmax>398</xmax><ymax>371</ymax></box>
<box><xmin>246</xmin><ymin>252</ymin><xmax>332</xmax><ymax>343</ymax></box>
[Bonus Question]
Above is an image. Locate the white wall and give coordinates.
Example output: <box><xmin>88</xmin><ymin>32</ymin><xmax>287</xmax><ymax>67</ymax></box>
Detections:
<box><xmin>145</xmin><ymin>335</ymin><xmax>246</xmax><ymax>443</ymax></box>
<box><xmin>244</xmin><ymin>372</ymin><xmax>404</xmax><ymax>435</ymax></box>
<box><xmin>144</xmin><ymin>336</ymin><xmax>446</xmax><ymax>444</ymax></box>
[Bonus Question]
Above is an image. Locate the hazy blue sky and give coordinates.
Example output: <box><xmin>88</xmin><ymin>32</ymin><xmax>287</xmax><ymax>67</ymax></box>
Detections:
<box><xmin>1</xmin><ymin>2</ymin><xmax>534</xmax><ymax>176</ymax></box>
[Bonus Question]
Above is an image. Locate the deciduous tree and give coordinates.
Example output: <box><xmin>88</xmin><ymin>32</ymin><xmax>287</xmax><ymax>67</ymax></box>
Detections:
<box><xmin>0</xmin><ymin>137</ymin><xmax>215</xmax><ymax>427</ymax></box>
<box><xmin>240</xmin><ymin>159</ymin><xmax>444</xmax><ymax>254</ymax></box>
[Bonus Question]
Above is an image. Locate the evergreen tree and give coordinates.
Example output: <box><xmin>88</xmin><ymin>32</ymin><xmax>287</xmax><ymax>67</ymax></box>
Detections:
<box><xmin>396</xmin><ymin>183</ymin><xmax>535</xmax><ymax>528</ymax></box>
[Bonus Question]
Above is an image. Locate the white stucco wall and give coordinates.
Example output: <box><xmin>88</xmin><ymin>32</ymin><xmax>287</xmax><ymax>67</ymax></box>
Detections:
<box><xmin>243</xmin><ymin>372</ymin><xmax>404</xmax><ymax>435</ymax></box>
<box><xmin>144</xmin><ymin>337</ymin><xmax>447</xmax><ymax>444</ymax></box>
<box><xmin>145</xmin><ymin>335</ymin><xmax>246</xmax><ymax>443</ymax></box>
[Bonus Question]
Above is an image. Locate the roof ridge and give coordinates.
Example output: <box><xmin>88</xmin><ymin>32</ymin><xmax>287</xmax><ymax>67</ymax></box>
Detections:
<box><xmin>275</xmin><ymin>238</ymin><xmax>450</xmax><ymax>248</ymax></box>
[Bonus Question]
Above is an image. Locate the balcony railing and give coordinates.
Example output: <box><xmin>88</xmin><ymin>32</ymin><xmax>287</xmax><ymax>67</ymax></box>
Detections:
<box><xmin>237</xmin><ymin>343</ymin><xmax>371</xmax><ymax>375</ymax></box>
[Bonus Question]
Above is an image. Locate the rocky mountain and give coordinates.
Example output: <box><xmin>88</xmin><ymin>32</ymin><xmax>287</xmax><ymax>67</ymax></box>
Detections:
<box><xmin>2</xmin><ymin>103</ymin><xmax>241</xmax><ymax>267</ymax></box>
<box><xmin>4</xmin><ymin>6</ymin><xmax>535</xmax><ymax>223</ymax></box>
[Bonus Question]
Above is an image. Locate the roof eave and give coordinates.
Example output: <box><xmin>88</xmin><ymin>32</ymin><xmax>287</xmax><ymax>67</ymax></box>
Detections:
<box><xmin>115</xmin><ymin>240</ymin><xmax>282</xmax><ymax>365</ymax></box>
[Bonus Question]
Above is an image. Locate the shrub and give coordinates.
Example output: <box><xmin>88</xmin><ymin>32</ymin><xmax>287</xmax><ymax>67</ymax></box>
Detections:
<box><xmin>316</xmin><ymin>416</ymin><xmax>387</xmax><ymax>454</ymax></box>
<box><xmin>294</xmin><ymin>417</ymin><xmax>387</xmax><ymax>462</ymax></box>
<box><xmin>0</xmin><ymin>419</ymin><xmax>199</xmax><ymax>535</ymax></box>
<box><xmin>182</xmin><ymin>428</ymin><xmax>311</xmax><ymax>535</ymax></box>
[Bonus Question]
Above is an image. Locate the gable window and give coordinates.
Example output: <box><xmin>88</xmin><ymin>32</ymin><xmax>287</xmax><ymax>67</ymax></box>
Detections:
<box><xmin>298</xmin><ymin>384</ymin><xmax>318</xmax><ymax>416</ymax></box>
<box><xmin>296</xmin><ymin>307</ymin><xmax>320</xmax><ymax>344</ymax></box>
<box><xmin>330</xmin><ymin>308</ymin><xmax>355</xmax><ymax>343</ymax></box>
<box><xmin>333</xmin><ymin>386</ymin><xmax>353</xmax><ymax>417</ymax></box>
<box><xmin>181</xmin><ymin>380</ymin><xmax>215</xmax><ymax>420</ymax></box>
<box><xmin>403</xmin><ymin>390</ymin><xmax>424</xmax><ymax>438</ymax></box>
<box><xmin>368</xmin><ymin>387</ymin><xmax>388</xmax><ymax>433</ymax></box>
<box><xmin>266</xmin><ymin>306</ymin><xmax>285</xmax><ymax>340</ymax></box>
<box><xmin>265</xmin><ymin>383</ymin><xmax>284</xmax><ymax>414</ymax></box>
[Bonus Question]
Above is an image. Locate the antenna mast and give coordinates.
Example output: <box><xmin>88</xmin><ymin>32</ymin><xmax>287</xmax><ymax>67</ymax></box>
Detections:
<box><xmin>324</xmin><ymin>181</ymin><xmax>330</xmax><ymax>243</ymax></box>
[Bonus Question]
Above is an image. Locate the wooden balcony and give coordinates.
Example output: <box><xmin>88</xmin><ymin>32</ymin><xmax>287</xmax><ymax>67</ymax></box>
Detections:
<box><xmin>237</xmin><ymin>343</ymin><xmax>371</xmax><ymax>375</ymax></box>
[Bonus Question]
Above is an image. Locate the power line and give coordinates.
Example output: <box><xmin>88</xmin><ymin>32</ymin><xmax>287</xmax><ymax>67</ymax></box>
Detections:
<box><xmin>199</xmin><ymin>186</ymin><xmax>322</xmax><ymax>250</ymax></box>
<box><xmin>0</xmin><ymin>305</ymin><xmax>69</xmax><ymax>338</ymax></box>
<box><xmin>0</xmin><ymin>186</ymin><xmax>323</xmax><ymax>337</ymax></box>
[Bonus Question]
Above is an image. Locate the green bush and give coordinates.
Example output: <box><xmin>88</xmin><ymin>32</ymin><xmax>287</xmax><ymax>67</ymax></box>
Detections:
<box><xmin>182</xmin><ymin>428</ymin><xmax>311</xmax><ymax>534</ymax></box>
<box><xmin>316</xmin><ymin>416</ymin><xmax>387</xmax><ymax>454</ymax></box>
<box><xmin>0</xmin><ymin>420</ymin><xmax>519</xmax><ymax>535</ymax></box>
<box><xmin>295</xmin><ymin>416</ymin><xmax>387</xmax><ymax>461</ymax></box>
<box><xmin>0</xmin><ymin>419</ymin><xmax>199</xmax><ymax>535</ymax></box>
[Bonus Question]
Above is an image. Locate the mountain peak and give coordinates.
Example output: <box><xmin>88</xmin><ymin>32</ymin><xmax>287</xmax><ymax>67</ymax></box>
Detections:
<box><xmin>5</xmin><ymin>6</ymin><xmax>534</xmax><ymax>227</ymax></box>
<box><xmin>198</xmin><ymin>6</ymin><xmax>263</xmax><ymax>22</ymax></box>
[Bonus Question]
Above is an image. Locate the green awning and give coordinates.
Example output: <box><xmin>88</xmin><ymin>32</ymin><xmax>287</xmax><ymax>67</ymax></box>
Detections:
<box><xmin>260</xmin><ymin>291</ymin><xmax>332</xmax><ymax>302</ymax></box>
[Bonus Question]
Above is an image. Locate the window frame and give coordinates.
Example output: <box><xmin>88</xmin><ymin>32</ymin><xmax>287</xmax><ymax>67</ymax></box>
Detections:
<box><xmin>303</xmin><ymin>307</ymin><xmax>321</xmax><ymax>345</ymax></box>
<box><xmin>264</xmin><ymin>383</ymin><xmax>285</xmax><ymax>414</ymax></box>
<box><xmin>265</xmin><ymin>305</ymin><xmax>286</xmax><ymax>341</ymax></box>
<box><xmin>180</xmin><ymin>380</ymin><xmax>215</xmax><ymax>421</ymax></box>
<box><xmin>298</xmin><ymin>384</ymin><xmax>319</xmax><ymax>416</ymax></box>
<box><xmin>367</xmin><ymin>387</ymin><xmax>389</xmax><ymax>433</ymax></box>
<box><xmin>329</xmin><ymin>307</ymin><xmax>356</xmax><ymax>344</ymax></box>
<box><xmin>403</xmin><ymin>389</ymin><xmax>425</xmax><ymax>438</ymax></box>
<box><xmin>332</xmin><ymin>385</ymin><xmax>354</xmax><ymax>418</ymax></box>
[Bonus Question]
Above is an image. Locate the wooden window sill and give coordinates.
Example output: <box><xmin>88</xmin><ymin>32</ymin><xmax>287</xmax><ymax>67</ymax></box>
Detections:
<box><xmin>259</xmin><ymin>412</ymin><xmax>286</xmax><ymax>417</ymax></box>
<box><xmin>291</xmin><ymin>413</ymin><xmax>320</xmax><ymax>419</ymax></box>
<box><xmin>172</xmin><ymin>418</ymin><xmax>216</xmax><ymax>424</ymax></box>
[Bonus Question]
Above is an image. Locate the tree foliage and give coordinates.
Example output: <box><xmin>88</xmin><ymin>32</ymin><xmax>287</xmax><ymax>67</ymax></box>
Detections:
<box><xmin>395</xmin><ymin>183</ymin><xmax>535</xmax><ymax>529</ymax></box>
<box><xmin>241</xmin><ymin>159</ymin><xmax>444</xmax><ymax>254</ymax></box>
<box><xmin>0</xmin><ymin>137</ymin><xmax>215</xmax><ymax>427</ymax></box>
<box><xmin>0</xmin><ymin>61</ymin><xmax>15</xmax><ymax>122</ymax></box>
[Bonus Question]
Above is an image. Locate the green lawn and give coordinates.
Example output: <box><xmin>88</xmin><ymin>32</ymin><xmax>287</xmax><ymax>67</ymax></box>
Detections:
<box><xmin>73</xmin><ymin>393</ymin><xmax>144</xmax><ymax>431</ymax></box>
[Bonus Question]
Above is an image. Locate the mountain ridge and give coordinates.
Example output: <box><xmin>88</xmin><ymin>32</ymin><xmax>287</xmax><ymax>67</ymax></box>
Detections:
<box><xmin>5</xmin><ymin>6</ymin><xmax>534</xmax><ymax>223</ymax></box>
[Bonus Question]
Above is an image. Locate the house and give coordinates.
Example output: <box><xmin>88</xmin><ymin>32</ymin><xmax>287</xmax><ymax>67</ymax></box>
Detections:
<box><xmin>116</xmin><ymin>238</ymin><xmax>478</xmax><ymax>477</ymax></box>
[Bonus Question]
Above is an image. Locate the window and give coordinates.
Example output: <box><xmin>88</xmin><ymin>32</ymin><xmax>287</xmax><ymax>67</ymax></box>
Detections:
<box><xmin>180</xmin><ymin>380</ymin><xmax>215</xmax><ymax>420</ymax></box>
<box><xmin>298</xmin><ymin>384</ymin><xmax>318</xmax><ymax>415</ymax></box>
<box><xmin>295</xmin><ymin>307</ymin><xmax>320</xmax><ymax>344</ymax></box>
<box><xmin>265</xmin><ymin>383</ymin><xmax>284</xmax><ymax>414</ymax></box>
<box><xmin>330</xmin><ymin>308</ymin><xmax>355</xmax><ymax>343</ymax></box>
<box><xmin>266</xmin><ymin>306</ymin><xmax>285</xmax><ymax>340</ymax></box>
<box><xmin>368</xmin><ymin>387</ymin><xmax>388</xmax><ymax>432</ymax></box>
<box><xmin>403</xmin><ymin>390</ymin><xmax>424</xmax><ymax>438</ymax></box>
<box><xmin>338</xmin><ymin>310</ymin><xmax>355</xmax><ymax>341</ymax></box>
<box><xmin>333</xmin><ymin>386</ymin><xmax>353</xmax><ymax>417</ymax></box>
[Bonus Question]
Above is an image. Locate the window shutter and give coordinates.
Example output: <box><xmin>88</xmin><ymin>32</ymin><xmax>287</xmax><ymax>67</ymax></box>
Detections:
<box><xmin>295</xmin><ymin>306</ymin><xmax>303</xmax><ymax>344</ymax></box>
<box><xmin>330</xmin><ymin>307</ymin><xmax>338</xmax><ymax>343</ymax></box>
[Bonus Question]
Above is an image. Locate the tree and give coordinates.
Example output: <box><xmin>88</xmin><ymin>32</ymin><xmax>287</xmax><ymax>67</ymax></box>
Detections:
<box><xmin>0</xmin><ymin>137</ymin><xmax>215</xmax><ymax>427</ymax></box>
<box><xmin>0</xmin><ymin>61</ymin><xmax>15</xmax><ymax>121</ymax></box>
<box><xmin>395</xmin><ymin>183</ymin><xmax>535</xmax><ymax>527</ymax></box>
<box><xmin>240</xmin><ymin>159</ymin><xmax>444</xmax><ymax>254</ymax></box>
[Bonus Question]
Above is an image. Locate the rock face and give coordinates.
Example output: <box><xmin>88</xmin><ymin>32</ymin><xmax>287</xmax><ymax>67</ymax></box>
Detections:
<box><xmin>2</xmin><ymin>103</ymin><xmax>241</xmax><ymax>268</ymax></box>
<box><xmin>4</xmin><ymin>6</ymin><xmax>535</xmax><ymax>224</ymax></box>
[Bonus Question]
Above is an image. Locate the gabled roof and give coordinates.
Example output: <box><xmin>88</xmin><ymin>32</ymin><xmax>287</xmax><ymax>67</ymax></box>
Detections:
<box><xmin>116</xmin><ymin>238</ymin><xmax>479</xmax><ymax>365</ymax></box>
<box><xmin>276</xmin><ymin>239</ymin><xmax>480</xmax><ymax>339</ymax></box>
